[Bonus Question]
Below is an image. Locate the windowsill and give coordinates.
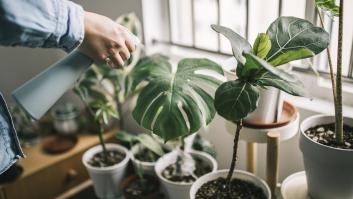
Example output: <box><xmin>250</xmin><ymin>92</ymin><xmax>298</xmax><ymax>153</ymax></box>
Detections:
<box><xmin>285</xmin><ymin>94</ymin><xmax>353</xmax><ymax>118</ymax></box>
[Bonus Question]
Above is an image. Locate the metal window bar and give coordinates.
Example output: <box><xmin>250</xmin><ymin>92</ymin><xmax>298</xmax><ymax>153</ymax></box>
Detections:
<box><xmin>165</xmin><ymin>0</ymin><xmax>248</xmax><ymax>54</ymax></box>
<box><xmin>164</xmin><ymin>0</ymin><xmax>353</xmax><ymax>80</ymax></box>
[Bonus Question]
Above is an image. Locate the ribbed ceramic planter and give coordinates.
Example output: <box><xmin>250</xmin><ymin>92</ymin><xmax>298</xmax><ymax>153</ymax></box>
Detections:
<box><xmin>190</xmin><ymin>169</ymin><xmax>271</xmax><ymax>199</ymax></box>
<box><xmin>82</xmin><ymin>143</ymin><xmax>129</xmax><ymax>199</ymax></box>
<box><xmin>300</xmin><ymin>115</ymin><xmax>353</xmax><ymax>199</ymax></box>
<box><xmin>155</xmin><ymin>150</ymin><xmax>218</xmax><ymax>199</ymax></box>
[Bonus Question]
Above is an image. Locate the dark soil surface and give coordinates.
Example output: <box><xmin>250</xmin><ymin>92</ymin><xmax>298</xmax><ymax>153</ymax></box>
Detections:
<box><xmin>124</xmin><ymin>175</ymin><xmax>162</xmax><ymax>198</ymax></box>
<box><xmin>162</xmin><ymin>156</ymin><xmax>212</xmax><ymax>183</ymax></box>
<box><xmin>134</xmin><ymin>147</ymin><xmax>170</xmax><ymax>162</ymax></box>
<box><xmin>88</xmin><ymin>150</ymin><xmax>125</xmax><ymax>167</ymax></box>
<box><xmin>195</xmin><ymin>177</ymin><xmax>267</xmax><ymax>199</ymax></box>
<box><xmin>304</xmin><ymin>123</ymin><xmax>353</xmax><ymax>149</ymax></box>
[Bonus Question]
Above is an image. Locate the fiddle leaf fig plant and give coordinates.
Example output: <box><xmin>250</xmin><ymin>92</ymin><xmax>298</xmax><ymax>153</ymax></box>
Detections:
<box><xmin>132</xmin><ymin>55</ymin><xmax>224</xmax><ymax>141</ymax></box>
<box><xmin>211</xmin><ymin>16</ymin><xmax>329</xmax><ymax>193</ymax></box>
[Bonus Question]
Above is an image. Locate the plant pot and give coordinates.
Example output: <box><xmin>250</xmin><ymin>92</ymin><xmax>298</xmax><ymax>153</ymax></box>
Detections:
<box><xmin>190</xmin><ymin>169</ymin><xmax>271</xmax><ymax>199</ymax></box>
<box><xmin>120</xmin><ymin>175</ymin><xmax>161</xmax><ymax>199</ymax></box>
<box><xmin>130</xmin><ymin>143</ymin><xmax>158</xmax><ymax>176</ymax></box>
<box><xmin>244</xmin><ymin>87</ymin><xmax>283</xmax><ymax>123</ymax></box>
<box><xmin>82</xmin><ymin>143</ymin><xmax>130</xmax><ymax>199</ymax></box>
<box><xmin>300</xmin><ymin>115</ymin><xmax>353</xmax><ymax>199</ymax></box>
<box><xmin>155</xmin><ymin>150</ymin><xmax>218</xmax><ymax>199</ymax></box>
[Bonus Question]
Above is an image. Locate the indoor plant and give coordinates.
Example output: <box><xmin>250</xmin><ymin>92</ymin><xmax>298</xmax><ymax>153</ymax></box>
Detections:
<box><xmin>299</xmin><ymin>1</ymin><xmax>353</xmax><ymax>198</ymax></box>
<box><xmin>116</xmin><ymin>131</ymin><xmax>168</xmax><ymax>175</ymax></box>
<box><xmin>189</xmin><ymin>15</ymin><xmax>329</xmax><ymax>198</ymax></box>
<box><xmin>117</xmin><ymin>132</ymin><xmax>165</xmax><ymax>199</ymax></box>
<box><xmin>131</xmin><ymin>54</ymin><xmax>223</xmax><ymax>199</ymax></box>
<box><xmin>76</xmin><ymin>12</ymin><xmax>142</xmax><ymax>199</ymax></box>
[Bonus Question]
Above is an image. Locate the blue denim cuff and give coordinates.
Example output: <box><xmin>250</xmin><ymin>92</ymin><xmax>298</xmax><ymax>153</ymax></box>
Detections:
<box><xmin>0</xmin><ymin>92</ymin><xmax>24</xmax><ymax>175</ymax></box>
<box><xmin>52</xmin><ymin>0</ymin><xmax>84</xmax><ymax>52</ymax></box>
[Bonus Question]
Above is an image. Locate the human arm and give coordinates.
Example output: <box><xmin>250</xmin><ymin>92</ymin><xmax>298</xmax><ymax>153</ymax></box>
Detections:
<box><xmin>0</xmin><ymin>0</ymin><xmax>134</xmax><ymax>68</ymax></box>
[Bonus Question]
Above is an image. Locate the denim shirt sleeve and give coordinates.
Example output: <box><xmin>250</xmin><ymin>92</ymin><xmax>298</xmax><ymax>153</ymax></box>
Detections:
<box><xmin>0</xmin><ymin>92</ymin><xmax>24</xmax><ymax>175</ymax></box>
<box><xmin>0</xmin><ymin>0</ymin><xmax>84</xmax><ymax>52</ymax></box>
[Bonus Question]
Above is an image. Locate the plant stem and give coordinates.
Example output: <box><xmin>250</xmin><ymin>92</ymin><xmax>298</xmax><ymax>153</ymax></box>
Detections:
<box><xmin>335</xmin><ymin>0</ymin><xmax>344</xmax><ymax>145</ymax></box>
<box><xmin>316</xmin><ymin>5</ymin><xmax>337</xmax><ymax>103</ymax></box>
<box><xmin>98</xmin><ymin>120</ymin><xmax>108</xmax><ymax>162</ymax></box>
<box><xmin>226</xmin><ymin>120</ymin><xmax>243</xmax><ymax>186</ymax></box>
<box><xmin>77</xmin><ymin>95</ymin><xmax>109</xmax><ymax>158</ymax></box>
<box><xmin>117</xmin><ymin>101</ymin><xmax>125</xmax><ymax>130</ymax></box>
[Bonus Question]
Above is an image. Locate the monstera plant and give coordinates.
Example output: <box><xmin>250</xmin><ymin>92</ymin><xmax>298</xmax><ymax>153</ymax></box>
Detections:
<box><xmin>205</xmin><ymin>16</ymin><xmax>329</xmax><ymax>197</ymax></box>
<box><xmin>132</xmin><ymin>55</ymin><xmax>224</xmax><ymax>141</ymax></box>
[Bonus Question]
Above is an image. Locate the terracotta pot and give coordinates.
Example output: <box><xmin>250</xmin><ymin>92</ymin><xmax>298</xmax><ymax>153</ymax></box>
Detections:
<box><xmin>300</xmin><ymin>115</ymin><xmax>353</xmax><ymax>199</ymax></box>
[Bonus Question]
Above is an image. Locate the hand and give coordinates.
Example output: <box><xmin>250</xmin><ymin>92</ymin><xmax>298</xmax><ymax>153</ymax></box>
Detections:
<box><xmin>79</xmin><ymin>12</ymin><xmax>135</xmax><ymax>68</ymax></box>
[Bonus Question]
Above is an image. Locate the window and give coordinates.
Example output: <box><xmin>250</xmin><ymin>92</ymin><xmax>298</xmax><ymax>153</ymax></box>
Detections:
<box><xmin>153</xmin><ymin>0</ymin><xmax>353</xmax><ymax>79</ymax></box>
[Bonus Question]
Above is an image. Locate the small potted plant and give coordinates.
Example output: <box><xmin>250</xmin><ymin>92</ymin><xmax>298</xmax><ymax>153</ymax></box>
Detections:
<box><xmin>74</xmin><ymin>12</ymin><xmax>152</xmax><ymax>199</ymax></box>
<box><xmin>299</xmin><ymin>1</ymin><xmax>353</xmax><ymax>198</ymax></box>
<box><xmin>116</xmin><ymin>131</ymin><xmax>169</xmax><ymax>175</ymax></box>
<box><xmin>117</xmin><ymin>131</ymin><xmax>165</xmax><ymax>199</ymax></box>
<box><xmin>76</xmin><ymin>87</ymin><xmax>130</xmax><ymax>198</ymax></box>
<box><xmin>189</xmin><ymin>15</ymin><xmax>329</xmax><ymax>198</ymax></box>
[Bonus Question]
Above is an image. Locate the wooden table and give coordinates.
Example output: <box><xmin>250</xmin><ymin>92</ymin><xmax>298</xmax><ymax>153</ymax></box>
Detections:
<box><xmin>0</xmin><ymin>130</ymin><xmax>116</xmax><ymax>199</ymax></box>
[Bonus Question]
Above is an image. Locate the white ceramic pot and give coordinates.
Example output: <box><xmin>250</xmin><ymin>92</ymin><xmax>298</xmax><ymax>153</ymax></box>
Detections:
<box><xmin>244</xmin><ymin>87</ymin><xmax>283</xmax><ymax>123</ymax></box>
<box><xmin>82</xmin><ymin>143</ymin><xmax>129</xmax><ymax>199</ymax></box>
<box><xmin>155</xmin><ymin>150</ymin><xmax>218</xmax><ymax>199</ymax></box>
<box><xmin>190</xmin><ymin>169</ymin><xmax>271</xmax><ymax>199</ymax></box>
<box><xmin>130</xmin><ymin>143</ymin><xmax>157</xmax><ymax>176</ymax></box>
<box><xmin>300</xmin><ymin>115</ymin><xmax>353</xmax><ymax>199</ymax></box>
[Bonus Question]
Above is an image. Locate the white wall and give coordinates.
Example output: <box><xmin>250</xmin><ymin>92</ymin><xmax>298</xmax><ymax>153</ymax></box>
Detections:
<box><xmin>0</xmin><ymin>0</ymin><xmax>143</xmax><ymax>102</ymax></box>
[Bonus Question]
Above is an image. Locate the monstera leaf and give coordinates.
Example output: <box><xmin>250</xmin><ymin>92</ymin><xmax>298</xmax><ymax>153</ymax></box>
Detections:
<box><xmin>214</xmin><ymin>80</ymin><xmax>260</xmax><ymax>121</ymax></box>
<box><xmin>211</xmin><ymin>24</ymin><xmax>251</xmax><ymax>65</ymax></box>
<box><xmin>266</xmin><ymin>17</ymin><xmax>329</xmax><ymax>63</ymax></box>
<box><xmin>132</xmin><ymin>56</ymin><xmax>224</xmax><ymax>141</ymax></box>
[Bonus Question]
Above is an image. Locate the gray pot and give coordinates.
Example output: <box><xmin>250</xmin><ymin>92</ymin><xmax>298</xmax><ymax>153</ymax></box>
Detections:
<box><xmin>300</xmin><ymin>115</ymin><xmax>353</xmax><ymax>199</ymax></box>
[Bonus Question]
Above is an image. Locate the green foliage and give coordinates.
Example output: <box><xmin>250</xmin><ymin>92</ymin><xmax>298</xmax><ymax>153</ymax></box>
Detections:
<box><xmin>315</xmin><ymin>0</ymin><xmax>339</xmax><ymax>16</ymax></box>
<box><xmin>214</xmin><ymin>80</ymin><xmax>259</xmax><ymax>121</ymax></box>
<box><xmin>266</xmin><ymin>17</ymin><xmax>329</xmax><ymax>64</ymax></box>
<box><xmin>212</xmin><ymin>16</ymin><xmax>329</xmax><ymax>121</ymax></box>
<box><xmin>253</xmin><ymin>33</ymin><xmax>271</xmax><ymax>59</ymax></box>
<box><xmin>211</xmin><ymin>25</ymin><xmax>251</xmax><ymax>65</ymax></box>
<box><xmin>116</xmin><ymin>131</ymin><xmax>164</xmax><ymax>156</ymax></box>
<box><xmin>132</xmin><ymin>55</ymin><xmax>224</xmax><ymax>141</ymax></box>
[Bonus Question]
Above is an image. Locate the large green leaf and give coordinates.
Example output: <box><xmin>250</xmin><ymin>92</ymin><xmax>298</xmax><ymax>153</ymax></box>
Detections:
<box><xmin>246</xmin><ymin>52</ymin><xmax>302</xmax><ymax>83</ymax></box>
<box><xmin>214</xmin><ymin>80</ymin><xmax>259</xmax><ymax>121</ymax></box>
<box><xmin>255</xmin><ymin>72</ymin><xmax>307</xmax><ymax>96</ymax></box>
<box><xmin>253</xmin><ymin>33</ymin><xmax>271</xmax><ymax>59</ymax></box>
<box><xmin>236</xmin><ymin>53</ymin><xmax>263</xmax><ymax>79</ymax></box>
<box><xmin>269</xmin><ymin>48</ymin><xmax>314</xmax><ymax>66</ymax></box>
<box><xmin>266</xmin><ymin>17</ymin><xmax>329</xmax><ymax>62</ymax></box>
<box><xmin>132</xmin><ymin>57</ymin><xmax>224</xmax><ymax>141</ymax></box>
<box><xmin>211</xmin><ymin>24</ymin><xmax>251</xmax><ymax>65</ymax></box>
<box><xmin>135</xmin><ymin>134</ymin><xmax>164</xmax><ymax>156</ymax></box>
<box><xmin>315</xmin><ymin>0</ymin><xmax>339</xmax><ymax>16</ymax></box>
<box><xmin>116</xmin><ymin>131</ymin><xmax>165</xmax><ymax>156</ymax></box>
